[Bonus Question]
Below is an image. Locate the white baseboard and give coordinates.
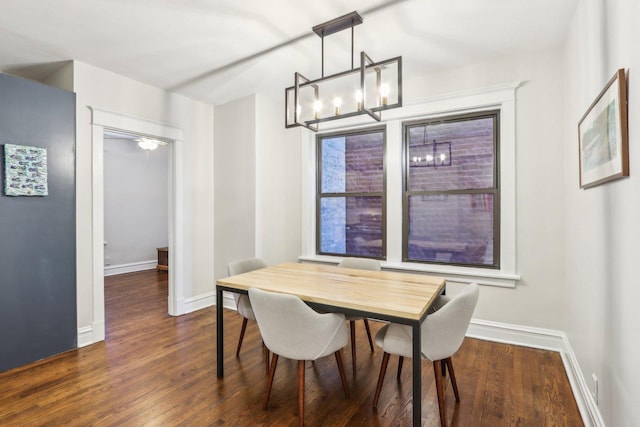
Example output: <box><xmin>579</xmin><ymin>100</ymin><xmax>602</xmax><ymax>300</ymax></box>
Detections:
<box><xmin>183</xmin><ymin>292</ymin><xmax>215</xmax><ymax>314</ymax></box>
<box><xmin>222</xmin><ymin>292</ymin><xmax>236</xmax><ymax>310</ymax></box>
<box><xmin>104</xmin><ymin>260</ymin><xmax>157</xmax><ymax>276</ymax></box>
<box><xmin>77</xmin><ymin>325</ymin><xmax>93</xmax><ymax>347</ymax></box>
<box><xmin>77</xmin><ymin>319</ymin><xmax>105</xmax><ymax>348</ymax></box>
<box><xmin>559</xmin><ymin>335</ymin><xmax>605</xmax><ymax>427</ymax></box>
<box><xmin>182</xmin><ymin>290</ymin><xmax>236</xmax><ymax>314</ymax></box>
<box><xmin>468</xmin><ymin>319</ymin><xmax>604</xmax><ymax>427</ymax></box>
<box><xmin>467</xmin><ymin>318</ymin><xmax>565</xmax><ymax>352</ymax></box>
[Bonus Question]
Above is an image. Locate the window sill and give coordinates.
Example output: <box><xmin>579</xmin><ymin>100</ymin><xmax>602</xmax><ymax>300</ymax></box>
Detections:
<box><xmin>298</xmin><ymin>255</ymin><xmax>519</xmax><ymax>288</ymax></box>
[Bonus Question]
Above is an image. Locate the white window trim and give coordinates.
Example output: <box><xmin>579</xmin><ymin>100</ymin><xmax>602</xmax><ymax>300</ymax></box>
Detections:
<box><xmin>300</xmin><ymin>82</ymin><xmax>521</xmax><ymax>288</ymax></box>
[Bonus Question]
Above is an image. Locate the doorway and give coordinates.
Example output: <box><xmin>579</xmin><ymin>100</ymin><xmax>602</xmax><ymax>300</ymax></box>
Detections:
<box><xmin>90</xmin><ymin>108</ymin><xmax>184</xmax><ymax>343</ymax></box>
<box><xmin>103</xmin><ymin>129</ymin><xmax>169</xmax><ymax>277</ymax></box>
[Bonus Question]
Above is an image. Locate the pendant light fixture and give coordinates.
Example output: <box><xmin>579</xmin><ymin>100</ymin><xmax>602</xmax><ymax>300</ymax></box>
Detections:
<box><xmin>285</xmin><ymin>11</ymin><xmax>402</xmax><ymax>131</ymax></box>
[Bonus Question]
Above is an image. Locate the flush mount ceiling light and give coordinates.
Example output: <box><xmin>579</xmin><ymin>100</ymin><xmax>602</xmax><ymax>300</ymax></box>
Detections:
<box><xmin>136</xmin><ymin>137</ymin><xmax>166</xmax><ymax>151</ymax></box>
<box><xmin>285</xmin><ymin>11</ymin><xmax>402</xmax><ymax>132</ymax></box>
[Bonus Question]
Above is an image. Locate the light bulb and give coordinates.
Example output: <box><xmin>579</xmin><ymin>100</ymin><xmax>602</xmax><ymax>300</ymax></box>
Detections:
<box><xmin>439</xmin><ymin>153</ymin><xmax>446</xmax><ymax>162</ymax></box>
<box><xmin>313</xmin><ymin>99</ymin><xmax>322</xmax><ymax>120</ymax></box>
<box><xmin>355</xmin><ymin>90</ymin><xmax>363</xmax><ymax>111</ymax></box>
<box><xmin>426</xmin><ymin>154</ymin><xmax>434</xmax><ymax>163</ymax></box>
<box><xmin>333</xmin><ymin>97</ymin><xmax>342</xmax><ymax>115</ymax></box>
<box><xmin>380</xmin><ymin>83</ymin><xmax>390</xmax><ymax>106</ymax></box>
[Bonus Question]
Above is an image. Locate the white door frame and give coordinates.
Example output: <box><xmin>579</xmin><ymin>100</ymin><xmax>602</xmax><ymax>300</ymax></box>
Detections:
<box><xmin>90</xmin><ymin>108</ymin><xmax>185</xmax><ymax>340</ymax></box>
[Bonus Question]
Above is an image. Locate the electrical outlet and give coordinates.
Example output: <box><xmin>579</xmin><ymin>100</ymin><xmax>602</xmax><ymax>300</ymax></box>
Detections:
<box><xmin>105</xmin><ymin>257</ymin><xmax>111</xmax><ymax>266</ymax></box>
<box><xmin>591</xmin><ymin>373</ymin><xmax>598</xmax><ymax>405</ymax></box>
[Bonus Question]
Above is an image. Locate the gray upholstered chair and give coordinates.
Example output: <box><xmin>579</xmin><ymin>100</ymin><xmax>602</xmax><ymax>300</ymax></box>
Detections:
<box><xmin>337</xmin><ymin>257</ymin><xmax>380</xmax><ymax>374</ymax></box>
<box><xmin>248</xmin><ymin>287</ymin><xmax>349</xmax><ymax>427</ymax></box>
<box><xmin>372</xmin><ymin>283</ymin><xmax>479</xmax><ymax>427</ymax></box>
<box><xmin>227</xmin><ymin>258</ymin><xmax>267</xmax><ymax>356</ymax></box>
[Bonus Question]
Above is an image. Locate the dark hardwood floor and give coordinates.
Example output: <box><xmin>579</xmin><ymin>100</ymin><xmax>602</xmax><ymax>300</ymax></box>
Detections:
<box><xmin>0</xmin><ymin>270</ymin><xmax>584</xmax><ymax>426</ymax></box>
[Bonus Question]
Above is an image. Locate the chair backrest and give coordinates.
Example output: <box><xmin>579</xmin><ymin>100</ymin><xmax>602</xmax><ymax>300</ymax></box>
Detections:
<box><xmin>227</xmin><ymin>258</ymin><xmax>266</xmax><ymax>305</ymax></box>
<box><xmin>420</xmin><ymin>283</ymin><xmax>479</xmax><ymax>361</ymax></box>
<box><xmin>338</xmin><ymin>257</ymin><xmax>381</xmax><ymax>271</ymax></box>
<box><xmin>248</xmin><ymin>287</ymin><xmax>348</xmax><ymax>361</ymax></box>
<box><xmin>227</xmin><ymin>258</ymin><xmax>266</xmax><ymax>276</ymax></box>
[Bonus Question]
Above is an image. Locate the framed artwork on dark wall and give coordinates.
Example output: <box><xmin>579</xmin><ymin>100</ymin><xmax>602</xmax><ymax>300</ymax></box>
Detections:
<box><xmin>3</xmin><ymin>144</ymin><xmax>49</xmax><ymax>196</ymax></box>
<box><xmin>578</xmin><ymin>68</ymin><xmax>629</xmax><ymax>189</ymax></box>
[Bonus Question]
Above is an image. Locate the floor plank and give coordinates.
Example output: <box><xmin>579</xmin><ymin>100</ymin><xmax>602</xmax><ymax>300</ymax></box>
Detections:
<box><xmin>0</xmin><ymin>270</ymin><xmax>584</xmax><ymax>426</ymax></box>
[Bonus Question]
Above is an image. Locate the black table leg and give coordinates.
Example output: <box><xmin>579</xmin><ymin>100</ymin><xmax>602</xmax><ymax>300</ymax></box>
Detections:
<box><xmin>216</xmin><ymin>286</ymin><xmax>224</xmax><ymax>378</ymax></box>
<box><xmin>412</xmin><ymin>321</ymin><xmax>421</xmax><ymax>426</ymax></box>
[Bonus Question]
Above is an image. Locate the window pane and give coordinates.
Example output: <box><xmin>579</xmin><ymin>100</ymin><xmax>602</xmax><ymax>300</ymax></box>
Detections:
<box><xmin>407</xmin><ymin>194</ymin><xmax>494</xmax><ymax>266</ymax></box>
<box><xmin>320</xmin><ymin>131</ymin><xmax>384</xmax><ymax>194</ymax></box>
<box><xmin>408</xmin><ymin>117</ymin><xmax>495</xmax><ymax>191</ymax></box>
<box><xmin>321</xmin><ymin>137</ymin><xmax>346</xmax><ymax>193</ymax></box>
<box><xmin>320</xmin><ymin>197</ymin><xmax>346</xmax><ymax>253</ymax></box>
<box><xmin>320</xmin><ymin>196</ymin><xmax>383</xmax><ymax>257</ymax></box>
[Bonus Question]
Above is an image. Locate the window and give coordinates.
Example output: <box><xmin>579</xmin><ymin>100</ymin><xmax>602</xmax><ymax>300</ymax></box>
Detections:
<box><xmin>403</xmin><ymin>111</ymin><xmax>499</xmax><ymax>268</ymax></box>
<box><xmin>317</xmin><ymin>127</ymin><xmax>385</xmax><ymax>258</ymax></box>
<box><xmin>302</xmin><ymin>83</ymin><xmax>519</xmax><ymax>287</ymax></box>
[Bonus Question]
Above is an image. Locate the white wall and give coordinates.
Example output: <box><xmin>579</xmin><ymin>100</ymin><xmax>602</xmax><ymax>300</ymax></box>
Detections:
<box><xmin>213</xmin><ymin>95</ymin><xmax>257</xmax><ymax>278</ymax></box>
<box><xmin>564</xmin><ymin>0</ymin><xmax>640</xmax><ymax>425</ymax></box>
<box><xmin>103</xmin><ymin>138</ymin><xmax>169</xmax><ymax>267</ymax></box>
<box><xmin>255</xmin><ymin>93</ymin><xmax>302</xmax><ymax>265</ymax></box>
<box><xmin>72</xmin><ymin>61</ymin><xmax>214</xmax><ymax>334</ymax></box>
<box><xmin>212</xmin><ymin>93</ymin><xmax>302</xmax><ymax>282</ymax></box>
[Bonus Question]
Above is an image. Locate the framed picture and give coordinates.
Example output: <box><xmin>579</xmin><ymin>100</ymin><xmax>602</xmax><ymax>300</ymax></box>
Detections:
<box><xmin>4</xmin><ymin>144</ymin><xmax>48</xmax><ymax>196</ymax></box>
<box><xmin>578</xmin><ymin>68</ymin><xmax>629</xmax><ymax>189</ymax></box>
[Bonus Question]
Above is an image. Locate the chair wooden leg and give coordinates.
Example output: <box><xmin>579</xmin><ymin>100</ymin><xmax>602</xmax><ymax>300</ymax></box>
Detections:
<box><xmin>298</xmin><ymin>360</ymin><xmax>305</xmax><ymax>427</ymax></box>
<box><xmin>236</xmin><ymin>318</ymin><xmax>248</xmax><ymax>357</ymax></box>
<box><xmin>263</xmin><ymin>354</ymin><xmax>279</xmax><ymax>410</ymax></box>
<box><xmin>373</xmin><ymin>352</ymin><xmax>391</xmax><ymax>409</ymax></box>
<box><xmin>363</xmin><ymin>319</ymin><xmax>374</xmax><ymax>352</ymax></box>
<box><xmin>334</xmin><ymin>350</ymin><xmax>350</xmax><ymax>398</ymax></box>
<box><xmin>263</xmin><ymin>344</ymin><xmax>270</xmax><ymax>375</ymax></box>
<box><xmin>349</xmin><ymin>320</ymin><xmax>357</xmax><ymax>374</ymax></box>
<box><xmin>397</xmin><ymin>356</ymin><xmax>404</xmax><ymax>380</ymax></box>
<box><xmin>433</xmin><ymin>360</ymin><xmax>447</xmax><ymax>427</ymax></box>
<box><xmin>445</xmin><ymin>357</ymin><xmax>460</xmax><ymax>402</ymax></box>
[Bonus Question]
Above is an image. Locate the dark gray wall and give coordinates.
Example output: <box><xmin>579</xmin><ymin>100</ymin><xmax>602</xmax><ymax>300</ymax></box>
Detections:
<box><xmin>0</xmin><ymin>73</ymin><xmax>76</xmax><ymax>372</ymax></box>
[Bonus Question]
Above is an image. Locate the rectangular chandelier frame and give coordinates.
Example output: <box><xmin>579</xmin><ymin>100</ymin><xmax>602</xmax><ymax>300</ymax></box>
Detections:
<box><xmin>285</xmin><ymin>53</ymin><xmax>402</xmax><ymax>131</ymax></box>
<box><xmin>285</xmin><ymin>11</ymin><xmax>402</xmax><ymax>132</ymax></box>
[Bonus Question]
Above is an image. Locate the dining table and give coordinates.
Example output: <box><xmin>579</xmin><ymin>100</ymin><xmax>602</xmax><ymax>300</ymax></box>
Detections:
<box><xmin>216</xmin><ymin>262</ymin><xmax>446</xmax><ymax>427</ymax></box>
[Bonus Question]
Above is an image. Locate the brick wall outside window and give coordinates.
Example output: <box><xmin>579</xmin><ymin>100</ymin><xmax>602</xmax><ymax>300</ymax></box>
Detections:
<box><xmin>318</xmin><ymin>128</ymin><xmax>384</xmax><ymax>258</ymax></box>
<box><xmin>404</xmin><ymin>112</ymin><xmax>499</xmax><ymax>268</ymax></box>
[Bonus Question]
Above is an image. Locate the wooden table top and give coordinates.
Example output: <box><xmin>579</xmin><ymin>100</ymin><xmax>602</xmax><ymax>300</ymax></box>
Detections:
<box><xmin>216</xmin><ymin>262</ymin><xmax>446</xmax><ymax>321</ymax></box>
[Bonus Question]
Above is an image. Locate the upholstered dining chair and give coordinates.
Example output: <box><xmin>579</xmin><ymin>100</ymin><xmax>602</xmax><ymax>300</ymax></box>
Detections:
<box><xmin>337</xmin><ymin>257</ymin><xmax>380</xmax><ymax>374</ymax></box>
<box><xmin>227</xmin><ymin>258</ymin><xmax>267</xmax><ymax>357</ymax></box>
<box><xmin>372</xmin><ymin>283</ymin><xmax>479</xmax><ymax>427</ymax></box>
<box><xmin>248</xmin><ymin>287</ymin><xmax>350</xmax><ymax>427</ymax></box>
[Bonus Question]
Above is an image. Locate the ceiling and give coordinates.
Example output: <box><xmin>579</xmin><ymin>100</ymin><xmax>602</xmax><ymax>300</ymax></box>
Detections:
<box><xmin>0</xmin><ymin>0</ymin><xmax>578</xmax><ymax>106</ymax></box>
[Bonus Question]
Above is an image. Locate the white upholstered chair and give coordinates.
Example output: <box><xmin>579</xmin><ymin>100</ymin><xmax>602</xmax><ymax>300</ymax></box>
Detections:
<box><xmin>248</xmin><ymin>287</ymin><xmax>350</xmax><ymax>427</ymax></box>
<box><xmin>227</xmin><ymin>258</ymin><xmax>267</xmax><ymax>357</ymax></box>
<box><xmin>372</xmin><ymin>283</ymin><xmax>479</xmax><ymax>427</ymax></box>
<box><xmin>337</xmin><ymin>257</ymin><xmax>379</xmax><ymax>374</ymax></box>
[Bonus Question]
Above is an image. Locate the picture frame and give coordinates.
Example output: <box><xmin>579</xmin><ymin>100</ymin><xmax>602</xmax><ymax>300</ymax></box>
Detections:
<box><xmin>4</xmin><ymin>144</ymin><xmax>49</xmax><ymax>196</ymax></box>
<box><xmin>578</xmin><ymin>68</ymin><xmax>629</xmax><ymax>189</ymax></box>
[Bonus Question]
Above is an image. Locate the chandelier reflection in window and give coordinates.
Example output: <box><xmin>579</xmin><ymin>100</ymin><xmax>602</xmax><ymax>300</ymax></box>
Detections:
<box><xmin>410</xmin><ymin>126</ymin><xmax>452</xmax><ymax>168</ymax></box>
